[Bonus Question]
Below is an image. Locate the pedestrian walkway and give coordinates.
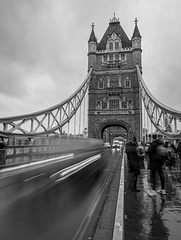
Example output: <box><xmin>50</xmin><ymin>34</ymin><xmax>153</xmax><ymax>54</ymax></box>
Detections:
<box><xmin>124</xmin><ymin>156</ymin><xmax>181</xmax><ymax>240</ymax></box>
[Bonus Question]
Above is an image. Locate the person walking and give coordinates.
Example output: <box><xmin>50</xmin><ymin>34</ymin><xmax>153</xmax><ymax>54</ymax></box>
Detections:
<box><xmin>147</xmin><ymin>136</ymin><xmax>168</xmax><ymax>196</ymax></box>
<box><xmin>0</xmin><ymin>137</ymin><xmax>7</xmax><ymax>165</ymax></box>
<box><xmin>136</xmin><ymin>141</ymin><xmax>145</xmax><ymax>168</ymax></box>
<box><xmin>126</xmin><ymin>141</ymin><xmax>141</xmax><ymax>192</ymax></box>
<box><xmin>164</xmin><ymin>141</ymin><xmax>177</xmax><ymax>170</ymax></box>
<box><xmin>176</xmin><ymin>140</ymin><xmax>181</xmax><ymax>166</ymax></box>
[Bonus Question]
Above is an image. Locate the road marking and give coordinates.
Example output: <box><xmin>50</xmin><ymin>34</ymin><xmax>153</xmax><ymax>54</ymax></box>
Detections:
<box><xmin>72</xmin><ymin>170</ymin><xmax>112</xmax><ymax>240</ymax></box>
<box><xmin>24</xmin><ymin>173</ymin><xmax>45</xmax><ymax>182</ymax></box>
<box><xmin>50</xmin><ymin>154</ymin><xmax>101</xmax><ymax>182</ymax></box>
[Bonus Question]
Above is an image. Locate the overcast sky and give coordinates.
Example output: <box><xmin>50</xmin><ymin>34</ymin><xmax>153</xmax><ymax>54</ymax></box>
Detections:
<box><xmin>0</xmin><ymin>0</ymin><xmax>181</xmax><ymax>118</ymax></box>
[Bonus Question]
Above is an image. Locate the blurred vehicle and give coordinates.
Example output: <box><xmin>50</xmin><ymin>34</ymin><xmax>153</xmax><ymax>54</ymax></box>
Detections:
<box><xmin>112</xmin><ymin>140</ymin><xmax>120</xmax><ymax>148</ymax></box>
<box><xmin>104</xmin><ymin>142</ymin><xmax>111</xmax><ymax>148</ymax></box>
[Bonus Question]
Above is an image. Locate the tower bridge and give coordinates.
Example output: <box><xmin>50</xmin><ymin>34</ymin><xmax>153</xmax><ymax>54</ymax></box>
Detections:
<box><xmin>0</xmin><ymin>15</ymin><xmax>181</xmax><ymax>143</ymax></box>
<box><xmin>0</xmin><ymin>15</ymin><xmax>181</xmax><ymax>240</ymax></box>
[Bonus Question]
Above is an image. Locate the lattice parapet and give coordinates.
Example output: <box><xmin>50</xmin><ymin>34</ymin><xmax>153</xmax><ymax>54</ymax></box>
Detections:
<box><xmin>0</xmin><ymin>69</ymin><xmax>92</xmax><ymax>137</ymax></box>
<box><xmin>137</xmin><ymin>65</ymin><xmax>181</xmax><ymax>138</ymax></box>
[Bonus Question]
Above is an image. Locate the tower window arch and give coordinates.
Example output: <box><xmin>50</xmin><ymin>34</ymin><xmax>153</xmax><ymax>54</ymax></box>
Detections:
<box><xmin>109</xmin><ymin>42</ymin><xmax>113</xmax><ymax>50</ymax></box>
<box><xmin>115</xmin><ymin>42</ymin><xmax>119</xmax><ymax>50</ymax></box>
<box><xmin>128</xmin><ymin>99</ymin><xmax>133</xmax><ymax>109</ymax></box>
<box><xmin>96</xmin><ymin>100</ymin><xmax>101</xmax><ymax>110</ymax></box>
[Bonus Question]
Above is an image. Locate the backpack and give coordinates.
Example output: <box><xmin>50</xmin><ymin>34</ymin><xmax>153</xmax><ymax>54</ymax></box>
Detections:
<box><xmin>156</xmin><ymin>145</ymin><xmax>168</xmax><ymax>163</ymax></box>
<box><xmin>168</xmin><ymin>149</ymin><xmax>176</xmax><ymax>159</ymax></box>
<box><xmin>139</xmin><ymin>147</ymin><xmax>144</xmax><ymax>155</ymax></box>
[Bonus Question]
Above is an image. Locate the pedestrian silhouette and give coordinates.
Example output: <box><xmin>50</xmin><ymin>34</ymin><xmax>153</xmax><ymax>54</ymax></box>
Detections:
<box><xmin>147</xmin><ymin>136</ymin><xmax>168</xmax><ymax>195</ymax></box>
<box><xmin>126</xmin><ymin>141</ymin><xmax>141</xmax><ymax>192</ymax></box>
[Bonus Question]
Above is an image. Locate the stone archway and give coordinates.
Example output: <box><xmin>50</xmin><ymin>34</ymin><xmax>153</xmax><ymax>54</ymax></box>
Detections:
<box><xmin>98</xmin><ymin>119</ymin><xmax>133</xmax><ymax>140</ymax></box>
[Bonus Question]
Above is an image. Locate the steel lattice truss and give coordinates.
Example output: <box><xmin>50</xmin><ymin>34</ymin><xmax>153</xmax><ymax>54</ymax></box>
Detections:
<box><xmin>0</xmin><ymin>68</ymin><xmax>92</xmax><ymax>137</ymax></box>
<box><xmin>137</xmin><ymin>65</ymin><xmax>181</xmax><ymax>138</ymax></box>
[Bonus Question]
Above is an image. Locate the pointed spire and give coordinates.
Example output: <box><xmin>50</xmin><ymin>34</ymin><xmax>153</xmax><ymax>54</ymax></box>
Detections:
<box><xmin>132</xmin><ymin>18</ymin><xmax>141</xmax><ymax>39</ymax></box>
<box><xmin>88</xmin><ymin>23</ymin><xmax>97</xmax><ymax>43</ymax></box>
<box><xmin>110</xmin><ymin>13</ymin><xmax>119</xmax><ymax>23</ymax></box>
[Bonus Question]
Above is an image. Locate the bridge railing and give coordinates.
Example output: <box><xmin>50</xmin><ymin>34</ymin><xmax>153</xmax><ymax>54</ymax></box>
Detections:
<box><xmin>137</xmin><ymin>65</ymin><xmax>181</xmax><ymax>139</ymax></box>
<box><xmin>0</xmin><ymin>137</ymin><xmax>103</xmax><ymax>166</ymax></box>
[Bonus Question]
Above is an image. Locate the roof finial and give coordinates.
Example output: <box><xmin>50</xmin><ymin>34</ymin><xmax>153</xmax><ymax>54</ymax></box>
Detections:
<box><xmin>134</xmin><ymin>18</ymin><xmax>138</xmax><ymax>25</ymax></box>
<box><xmin>91</xmin><ymin>22</ymin><xmax>95</xmax><ymax>30</ymax></box>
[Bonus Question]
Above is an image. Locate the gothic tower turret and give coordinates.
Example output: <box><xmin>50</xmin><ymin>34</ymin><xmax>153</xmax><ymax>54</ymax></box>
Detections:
<box><xmin>88</xmin><ymin>23</ymin><xmax>97</xmax><ymax>70</ymax></box>
<box><xmin>87</xmin><ymin>15</ymin><xmax>142</xmax><ymax>141</ymax></box>
<box><xmin>132</xmin><ymin>18</ymin><xmax>142</xmax><ymax>67</ymax></box>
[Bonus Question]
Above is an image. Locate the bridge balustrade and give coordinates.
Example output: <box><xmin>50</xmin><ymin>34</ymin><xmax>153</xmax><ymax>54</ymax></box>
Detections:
<box><xmin>0</xmin><ymin>137</ymin><xmax>103</xmax><ymax>166</ymax></box>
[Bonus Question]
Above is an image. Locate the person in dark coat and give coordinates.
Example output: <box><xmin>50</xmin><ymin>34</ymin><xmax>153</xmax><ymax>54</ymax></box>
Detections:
<box><xmin>164</xmin><ymin>141</ymin><xmax>177</xmax><ymax>169</ymax></box>
<box><xmin>176</xmin><ymin>140</ymin><xmax>181</xmax><ymax>164</ymax></box>
<box><xmin>147</xmin><ymin>136</ymin><xmax>168</xmax><ymax>195</ymax></box>
<box><xmin>0</xmin><ymin>137</ymin><xmax>7</xmax><ymax>165</ymax></box>
<box><xmin>126</xmin><ymin>141</ymin><xmax>141</xmax><ymax>192</ymax></box>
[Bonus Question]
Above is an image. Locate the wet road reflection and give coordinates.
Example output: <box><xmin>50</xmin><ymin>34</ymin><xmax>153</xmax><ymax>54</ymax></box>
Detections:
<box><xmin>125</xmin><ymin>158</ymin><xmax>181</xmax><ymax>240</ymax></box>
<box><xmin>0</xmin><ymin>149</ymin><xmax>120</xmax><ymax>240</ymax></box>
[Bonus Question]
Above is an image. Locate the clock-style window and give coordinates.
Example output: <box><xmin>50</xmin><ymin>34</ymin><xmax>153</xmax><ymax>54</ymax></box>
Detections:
<box><xmin>110</xmin><ymin>78</ymin><xmax>119</xmax><ymax>87</ymax></box>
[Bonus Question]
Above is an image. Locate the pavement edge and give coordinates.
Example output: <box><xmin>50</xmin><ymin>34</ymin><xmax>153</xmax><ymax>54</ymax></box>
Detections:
<box><xmin>112</xmin><ymin>149</ymin><xmax>125</xmax><ymax>240</ymax></box>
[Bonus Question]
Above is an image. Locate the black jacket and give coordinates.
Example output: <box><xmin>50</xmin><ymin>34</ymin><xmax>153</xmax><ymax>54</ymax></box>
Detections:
<box><xmin>147</xmin><ymin>139</ymin><xmax>168</xmax><ymax>169</ymax></box>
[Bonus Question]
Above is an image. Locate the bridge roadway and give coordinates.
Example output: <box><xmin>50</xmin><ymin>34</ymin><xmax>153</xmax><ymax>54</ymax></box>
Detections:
<box><xmin>0</xmin><ymin>145</ymin><xmax>123</xmax><ymax>240</ymax></box>
<box><xmin>1</xmin><ymin>146</ymin><xmax>181</xmax><ymax>239</ymax></box>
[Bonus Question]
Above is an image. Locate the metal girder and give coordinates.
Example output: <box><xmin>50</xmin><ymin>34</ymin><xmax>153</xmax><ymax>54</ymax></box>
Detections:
<box><xmin>0</xmin><ymin>68</ymin><xmax>92</xmax><ymax>137</ymax></box>
<box><xmin>137</xmin><ymin>65</ymin><xmax>181</xmax><ymax>138</ymax></box>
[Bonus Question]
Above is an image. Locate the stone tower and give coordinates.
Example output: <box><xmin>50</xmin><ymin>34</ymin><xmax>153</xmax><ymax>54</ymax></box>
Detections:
<box><xmin>87</xmin><ymin>15</ymin><xmax>142</xmax><ymax>141</ymax></box>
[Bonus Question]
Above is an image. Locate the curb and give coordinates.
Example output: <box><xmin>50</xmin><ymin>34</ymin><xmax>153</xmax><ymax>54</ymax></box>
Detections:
<box><xmin>112</xmin><ymin>150</ymin><xmax>125</xmax><ymax>240</ymax></box>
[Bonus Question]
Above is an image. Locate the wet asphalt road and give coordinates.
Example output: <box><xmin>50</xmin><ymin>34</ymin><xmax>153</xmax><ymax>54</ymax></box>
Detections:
<box><xmin>0</xmin><ymin>149</ymin><xmax>121</xmax><ymax>240</ymax></box>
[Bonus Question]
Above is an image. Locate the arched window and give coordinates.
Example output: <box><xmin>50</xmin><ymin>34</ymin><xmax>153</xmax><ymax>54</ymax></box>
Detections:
<box><xmin>109</xmin><ymin>42</ymin><xmax>113</xmax><ymax>50</ymax></box>
<box><xmin>128</xmin><ymin>99</ymin><xmax>133</xmax><ymax>109</ymax></box>
<box><xmin>115</xmin><ymin>42</ymin><xmax>119</xmax><ymax>50</ymax></box>
<box><xmin>110</xmin><ymin>78</ymin><xmax>119</xmax><ymax>87</ymax></box>
<box><xmin>96</xmin><ymin>100</ymin><xmax>101</xmax><ymax>110</ymax></box>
